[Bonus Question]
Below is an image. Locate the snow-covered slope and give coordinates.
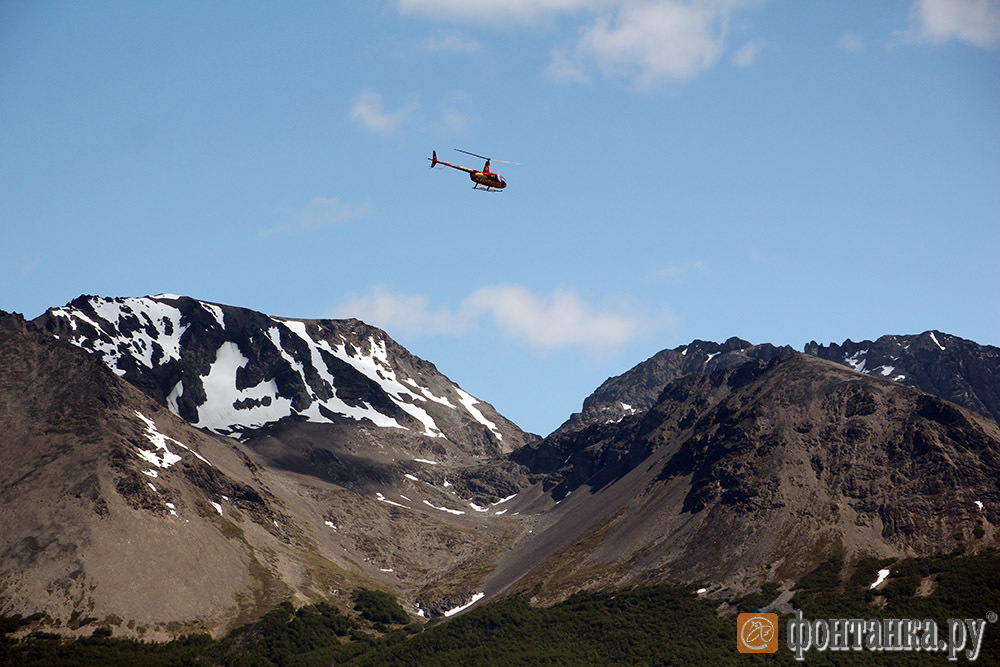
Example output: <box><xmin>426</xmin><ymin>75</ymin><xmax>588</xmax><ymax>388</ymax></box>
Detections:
<box><xmin>36</xmin><ymin>295</ymin><xmax>526</xmax><ymax>453</ymax></box>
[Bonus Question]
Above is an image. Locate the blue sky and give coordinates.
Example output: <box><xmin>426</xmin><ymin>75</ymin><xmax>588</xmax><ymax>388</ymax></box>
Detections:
<box><xmin>2</xmin><ymin>1</ymin><xmax>998</xmax><ymax>435</ymax></box>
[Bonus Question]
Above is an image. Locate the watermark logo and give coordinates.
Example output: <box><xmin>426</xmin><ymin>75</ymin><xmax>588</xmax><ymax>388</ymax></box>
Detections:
<box><xmin>738</xmin><ymin>613</ymin><xmax>778</xmax><ymax>653</ymax></box>
<box><xmin>785</xmin><ymin>610</ymin><xmax>997</xmax><ymax>661</ymax></box>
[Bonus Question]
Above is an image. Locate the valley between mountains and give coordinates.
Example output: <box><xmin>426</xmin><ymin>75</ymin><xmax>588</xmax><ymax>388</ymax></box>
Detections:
<box><xmin>2</xmin><ymin>294</ymin><xmax>998</xmax><ymax>640</ymax></box>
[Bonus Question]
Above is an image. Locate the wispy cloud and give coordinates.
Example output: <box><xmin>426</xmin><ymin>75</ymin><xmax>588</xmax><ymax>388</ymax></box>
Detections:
<box><xmin>334</xmin><ymin>285</ymin><xmax>474</xmax><ymax>335</ymax></box>
<box><xmin>400</xmin><ymin>1</ymin><xmax>765</xmax><ymax>87</ymax></box>
<box><xmin>349</xmin><ymin>90</ymin><xmax>415</xmax><ymax>134</ymax></box>
<box><xmin>333</xmin><ymin>284</ymin><xmax>646</xmax><ymax>353</ymax></box>
<box><xmin>422</xmin><ymin>33</ymin><xmax>483</xmax><ymax>53</ymax></box>
<box><xmin>263</xmin><ymin>197</ymin><xmax>371</xmax><ymax>235</ymax></box>
<box><xmin>650</xmin><ymin>260</ymin><xmax>709</xmax><ymax>281</ymax></box>
<box><xmin>350</xmin><ymin>88</ymin><xmax>472</xmax><ymax>136</ymax></box>
<box><xmin>837</xmin><ymin>31</ymin><xmax>866</xmax><ymax>55</ymax></box>
<box><xmin>466</xmin><ymin>285</ymin><xmax>641</xmax><ymax>351</ymax></box>
<box><xmin>901</xmin><ymin>0</ymin><xmax>1000</xmax><ymax>48</ymax></box>
<box><xmin>439</xmin><ymin>108</ymin><xmax>471</xmax><ymax>133</ymax></box>
<box><xmin>732</xmin><ymin>39</ymin><xmax>774</xmax><ymax>67</ymax></box>
<box><xmin>398</xmin><ymin>0</ymin><xmax>602</xmax><ymax>23</ymax></box>
<box><xmin>545</xmin><ymin>47</ymin><xmax>592</xmax><ymax>82</ymax></box>
<box><xmin>572</xmin><ymin>2</ymin><xmax>731</xmax><ymax>87</ymax></box>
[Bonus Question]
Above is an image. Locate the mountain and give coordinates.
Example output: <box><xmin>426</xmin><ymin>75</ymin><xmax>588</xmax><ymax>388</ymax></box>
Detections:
<box><xmin>6</xmin><ymin>297</ymin><xmax>1000</xmax><ymax>641</ymax></box>
<box><xmin>0</xmin><ymin>310</ymin><xmax>300</xmax><ymax>638</ymax></box>
<box><xmin>492</xmin><ymin>353</ymin><xmax>999</xmax><ymax>602</ymax></box>
<box><xmin>0</xmin><ymin>305</ymin><xmax>535</xmax><ymax>638</ymax></box>
<box><xmin>805</xmin><ymin>330</ymin><xmax>1000</xmax><ymax>426</ymax></box>
<box><xmin>554</xmin><ymin>337</ymin><xmax>794</xmax><ymax>434</ymax></box>
<box><xmin>34</xmin><ymin>295</ymin><xmax>531</xmax><ymax>458</ymax></box>
<box><xmin>558</xmin><ymin>330</ymin><xmax>999</xmax><ymax>437</ymax></box>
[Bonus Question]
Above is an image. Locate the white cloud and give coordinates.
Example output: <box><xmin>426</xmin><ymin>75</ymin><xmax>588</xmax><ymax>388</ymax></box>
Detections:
<box><xmin>422</xmin><ymin>33</ymin><xmax>483</xmax><ymax>53</ymax></box>
<box><xmin>905</xmin><ymin>0</ymin><xmax>1000</xmax><ymax>47</ymax></box>
<box><xmin>333</xmin><ymin>284</ymin><xmax>645</xmax><ymax>353</ymax></box>
<box><xmin>545</xmin><ymin>47</ymin><xmax>592</xmax><ymax>82</ymax></box>
<box><xmin>334</xmin><ymin>285</ymin><xmax>473</xmax><ymax>335</ymax></box>
<box><xmin>542</xmin><ymin>1</ymin><xmax>764</xmax><ymax>87</ymax></box>
<box><xmin>349</xmin><ymin>90</ymin><xmax>415</xmax><ymax>134</ymax></box>
<box><xmin>263</xmin><ymin>197</ymin><xmax>371</xmax><ymax>235</ymax></box>
<box><xmin>398</xmin><ymin>0</ymin><xmax>604</xmax><ymax>23</ymax></box>
<box><xmin>837</xmin><ymin>31</ymin><xmax>866</xmax><ymax>55</ymax></box>
<box><xmin>575</xmin><ymin>2</ymin><xmax>729</xmax><ymax>86</ymax></box>
<box><xmin>464</xmin><ymin>285</ymin><xmax>640</xmax><ymax>351</ymax></box>
<box><xmin>399</xmin><ymin>1</ymin><xmax>764</xmax><ymax>86</ymax></box>
<box><xmin>650</xmin><ymin>260</ymin><xmax>709</xmax><ymax>281</ymax></box>
<box><xmin>732</xmin><ymin>39</ymin><xmax>773</xmax><ymax>66</ymax></box>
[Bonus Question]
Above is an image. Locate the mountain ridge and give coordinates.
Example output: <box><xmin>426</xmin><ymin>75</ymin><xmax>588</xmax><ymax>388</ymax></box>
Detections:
<box><xmin>560</xmin><ymin>330</ymin><xmax>1000</xmax><ymax>436</ymax></box>
<box><xmin>34</xmin><ymin>294</ymin><xmax>532</xmax><ymax>454</ymax></box>
<box><xmin>4</xmin><ymin>294</ymin><xmax>999</xmax><ymax>640</ymax></box>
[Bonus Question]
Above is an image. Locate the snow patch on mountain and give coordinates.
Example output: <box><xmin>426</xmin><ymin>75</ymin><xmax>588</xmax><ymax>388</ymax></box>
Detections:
<box><xmin>278</xmin><ymin>320</ymin><xmax>408</xmax><ymax>432</ymax></box>
<box><xmin>376</xmin><ymin>492</ymin><xmax>409</xmax><ymax>509</ymax></box>
<box><xmin>845</xmin><ymin>349</ymin><xmax>868</xmax><ymax>372</ymax></box>
<box><xmin>443</xmin><ymin>592</ymin><xmax>484</xmax><ymax>616</ymax></box>
<box><xmin>319</xmin><ymin>333</ymin><xmax>445</xmax><ymax>438</ymax></box>
<box><xmin>49</xmin><ymin>297</ymin><xmax>187</xmax><ymax>376</ymax></box>
<box><xmin>870</xmin><ymin>569</ymin><xmax>890</xmax><ymax>589</ymax></box>
<box><xmin>133</xmin><ymin>410</ymin><xmax>201</xmax><ymax>469</ymax></box>
<box><xmin>423</xmin><ymin>500</ymin><xmax>465</xmax><ymax>515</ymax></box>
<box><xmin>193</xmin><ymin>342</ymin><xmax>295</xmax><ymax>433</ymax></box>
<box><xmin>455</xmin><ymin>387</ymin><xmax>503</xmax><ymax>440</ymax></box>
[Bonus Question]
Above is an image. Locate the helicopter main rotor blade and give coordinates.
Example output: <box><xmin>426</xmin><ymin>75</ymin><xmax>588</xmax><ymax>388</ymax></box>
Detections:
<box><xmin>454</xmin><ymin>149</ymin><xmax>522</xmax><ymax>166</ymax></box>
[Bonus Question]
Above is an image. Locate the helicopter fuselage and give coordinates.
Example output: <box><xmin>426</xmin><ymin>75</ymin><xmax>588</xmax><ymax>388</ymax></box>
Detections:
<box><xmin>430</xmin><ymin>150</ymin><xmax>509</xmax><ymax>190</ymax></box>
<box><xmin>469</xmin><ymin>170</ymin><xmax>506</xmax><ymax>190</ymax></box>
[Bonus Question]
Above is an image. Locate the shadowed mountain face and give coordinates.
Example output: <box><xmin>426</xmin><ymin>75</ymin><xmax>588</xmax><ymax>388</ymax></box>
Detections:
<box><xmin>560</xmin><ymin>331</ymin><xmax>999</xmax><ymax>439</ymax></box>
<box><xmin>805</xmin><ymin>330</ymin><xmax>1000</xmax><ymax>426</ymax></box>
<box><xmin>553</xmin><ymin>338</ymin><xmax>795</xmax><ymax>435</ymax></box>
<box><xmin>500</xmin><ymin>354</ymin><xmax>1000</xmax><ymax>600</ymax></box>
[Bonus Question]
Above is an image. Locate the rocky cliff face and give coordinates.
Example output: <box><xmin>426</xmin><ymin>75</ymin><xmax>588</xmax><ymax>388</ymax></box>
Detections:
<box><xmin>557</xmin><ymin>330</ymin><xmax>999</xmax><ymax>438</ymax></box>
<box><xmin>553</xmin><ymin>337</ymin><xmax>794</xmax><ymax>435</ymax></box>
<box><xmin>805</xmin><ymin>330</ymin><xmax>1000</xmax><ymax>425</ymax></box>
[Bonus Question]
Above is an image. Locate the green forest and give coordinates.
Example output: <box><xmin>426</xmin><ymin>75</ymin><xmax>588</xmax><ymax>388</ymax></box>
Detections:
<box><xmin>3</xmin><ymin>550</ymin><xmax>998</xmax><ymax>666</ymax></box>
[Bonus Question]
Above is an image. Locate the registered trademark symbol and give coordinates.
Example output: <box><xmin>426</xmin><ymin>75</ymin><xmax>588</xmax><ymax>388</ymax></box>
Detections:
<box><xmin>987</xmin><ymin>611</ymin><xmax>998</xmax><ymax>624</ymax></box>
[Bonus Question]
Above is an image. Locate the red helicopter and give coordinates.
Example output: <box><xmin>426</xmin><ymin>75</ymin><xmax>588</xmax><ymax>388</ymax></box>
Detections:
<box><xmin>429</xmin><ymin>149</ymin><xmax>520</xmax><ymax>191</ymax></box>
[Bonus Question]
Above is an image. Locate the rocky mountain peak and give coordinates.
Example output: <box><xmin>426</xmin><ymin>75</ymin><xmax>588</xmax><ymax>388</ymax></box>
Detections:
<box><xmin>34</xmin><ymin>295</ymin><xmax>530</xmax><ymax>457</ymax></box>
<box><xmin>553</xmin><ymin>338</ymin><xmax>794</xmax><ymax>435</ymax></box>
<box><xmin>806</xmin><ymin>330</ymin><xmax>1000</xmax><ymax>425</ymax></box>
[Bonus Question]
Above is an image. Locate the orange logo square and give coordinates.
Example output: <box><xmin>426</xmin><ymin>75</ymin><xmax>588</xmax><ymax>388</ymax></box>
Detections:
<box><xmin>737</xmin><ymin>613</ymin><xmax>778</xmax><ymax>653</ymax></box>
